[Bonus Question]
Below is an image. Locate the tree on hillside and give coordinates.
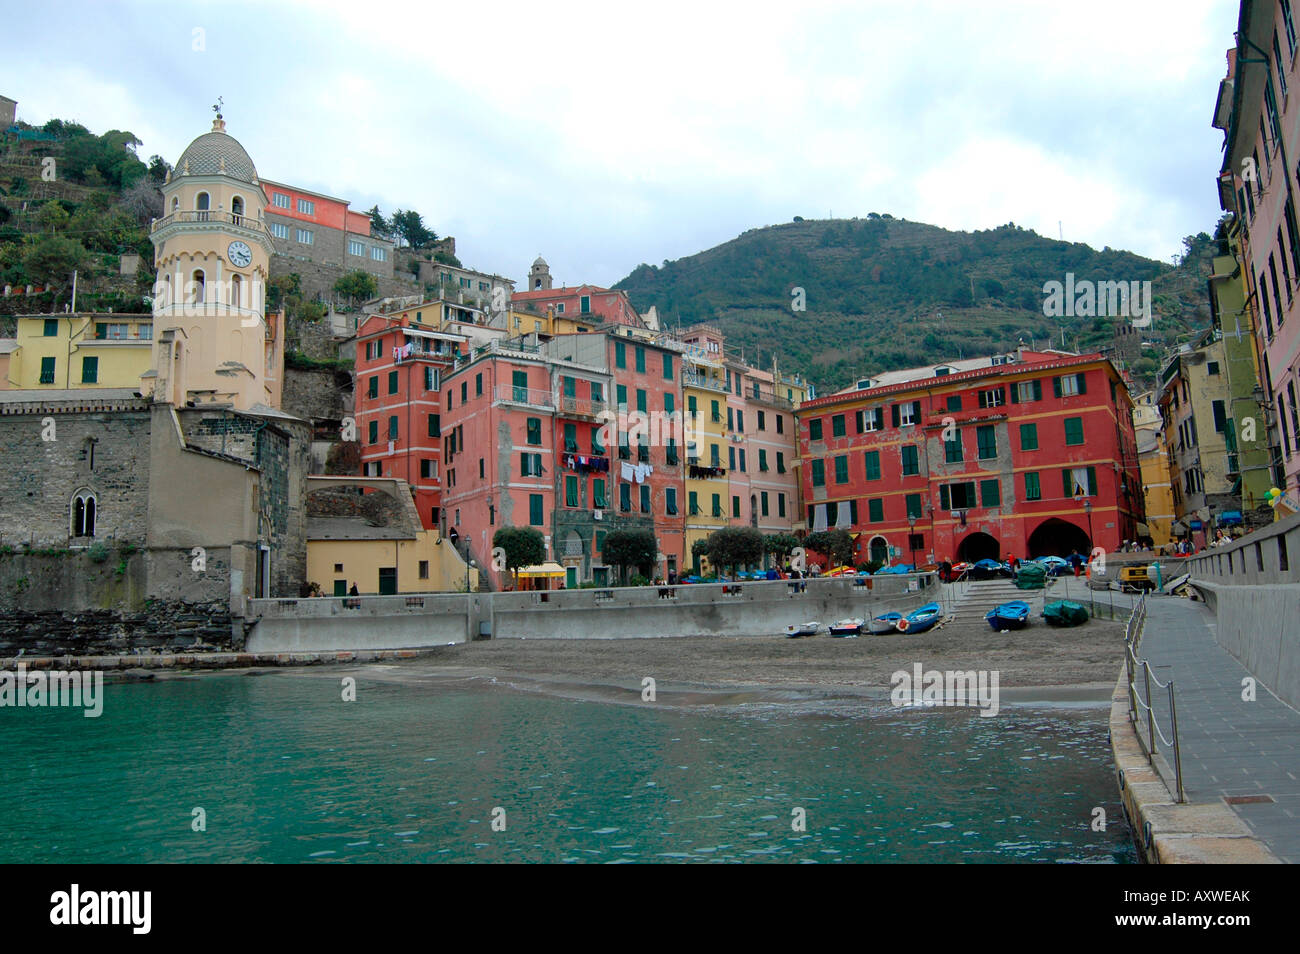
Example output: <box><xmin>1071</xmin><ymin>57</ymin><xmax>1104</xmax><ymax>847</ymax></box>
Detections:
<box><xmin>492</xmin><ymin>527</ymin><xmax>545</xmax><ymax>588</ymax></box>
<box><xmin>334</xmin><ymin>269</ymin><xmax>378</xmax><ymax>305</ymax></box>
<box><xmin>367</xmin><ymin>205</ymin><xmax>393</xmax><ymax>241</ymax></box>
<box><xmin>390</xmin><ymin>209</ymin><xmax>437</xmax><ymax>250</ymax></box>
<box><xmin>604</xmin><ymin>529</ymin><xmax>657</xmax><ymax>584</ymax></box>
<box><xmin>20</xmin><ymin>235</ymin><xmax>88</xmax><ymax>299</ymax></box>
<box><xmin>705</xmin><ymin>526</ymin><xmax>763</xmax><ymax>577</ymax></box>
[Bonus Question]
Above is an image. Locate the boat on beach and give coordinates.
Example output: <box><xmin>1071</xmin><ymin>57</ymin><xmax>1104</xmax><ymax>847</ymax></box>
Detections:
<box><xmin>828</xmin><ymin>618</ymin><xmax>865</xmax><ymax>637</ymax></box>
<box><xmin>784</xmin><ymin>621</ymin><xmax>820</xmax><ymax>638</ymax></box>
<box><xmin>1042</xmin><ymin>600</ymin><xmax>1089</xmax><ymax>626</ymax></box>
<box><xmin>985</xmin><ymin>600</ymin><xmax>1031</xmax><ymax>630</ymax></box>
<box><xmin>867</xmin><ymin>611</ymin><xmax>904</xmax><ymax>634</ymax></box>
<box><xmin>897</xmin><ymin>602</ymin><xmax>943</xmax><ymax>633</ymax></box>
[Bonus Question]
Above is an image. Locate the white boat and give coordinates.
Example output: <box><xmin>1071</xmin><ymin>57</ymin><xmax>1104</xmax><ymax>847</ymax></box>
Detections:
<box><xmin>784</xmin><ymin>621</ymin><xmax>820</xmax><ymax>638</ymax></box>
<box><xmin>868</xmin><ymin>612</ymin><xmax>904</xmax><ymax>634</ymax></box>
<box><xmin>829</xmin><ymin>617</ymin><xmax>864</xmax><ymax>637</ymax></box>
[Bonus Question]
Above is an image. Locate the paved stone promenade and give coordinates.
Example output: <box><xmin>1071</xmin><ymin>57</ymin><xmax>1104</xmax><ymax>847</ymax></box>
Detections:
<box><xmin>1139</xmin><ymin>595</ymin><xmax>1299</xmax><ymax>863</ymax></box>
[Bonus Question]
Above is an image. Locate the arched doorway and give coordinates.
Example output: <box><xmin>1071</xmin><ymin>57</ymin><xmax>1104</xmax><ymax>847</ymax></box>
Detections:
<box><xmin>868</xmin><ymin>535</ymin><xmax>889</xmax><ymax>565</ymax></box>
<box><xmin>956</xmin><ymin>531</ymin><xmax>1000</xmax><ymax>562</ymax></box>
<box><xmin>1026</xmin><ymin>518</ymin><xmax>1090</xmax><ymax>558</ymax></box>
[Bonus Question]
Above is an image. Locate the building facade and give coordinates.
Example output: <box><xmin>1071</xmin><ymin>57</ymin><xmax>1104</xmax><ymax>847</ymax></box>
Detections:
<box><xmin>796</xmin><ymin>350</ymin><xmax>1143</xmax><ymax>565</ymax></box>
<box><xmin>261</xmin><ymin>179</ymin><xmax>395</xmax><ymax>281</ymax></box>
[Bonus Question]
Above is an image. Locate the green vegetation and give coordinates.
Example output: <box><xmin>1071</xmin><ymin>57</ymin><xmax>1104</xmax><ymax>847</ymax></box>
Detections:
<box><xmin>333</xmin><ymin>269</ymin><xmax>377</xmax><ymax>304</ymax></box>
<box><xmin>615</xmin><ymin>217</ymin><xmax>1218</xmax><ymax>393</ymax></box>
<box><xmin>491</xmin><ymin>526</ymin><xmax>545</xmax><ymax>587</ymax></box>
<box><xmin>704</xmin><ymin>526</ymin><xmax>763</xmax><ymax>575</ymax></box>
<box><xmin>284</xmin><ymin>350</ymin><xmax>353</xmax><ymax>372</ymax></box>
<box><xmin>803</xmin><ymin>529</ymin><xmax>854</xmax><ymax>569</ymax></box>
<box><xmin>603</xmin><ymin>528</ymin><xmax>657</xmax><ymax>583</ymax></box>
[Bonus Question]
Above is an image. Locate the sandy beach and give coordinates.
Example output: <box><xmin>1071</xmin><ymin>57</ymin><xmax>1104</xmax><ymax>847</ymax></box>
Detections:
<box><xmin>384</xmin><ymin>612</ymin><xmax>1129</xmax><ymax>703</ymax></box>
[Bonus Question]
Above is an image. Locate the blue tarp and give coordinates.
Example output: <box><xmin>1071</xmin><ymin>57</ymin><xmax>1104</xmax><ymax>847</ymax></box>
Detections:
<box><xmin>1218</xmin><ymin>511</ymin><xmax>1243</xmax><ymax>525</ymax></box>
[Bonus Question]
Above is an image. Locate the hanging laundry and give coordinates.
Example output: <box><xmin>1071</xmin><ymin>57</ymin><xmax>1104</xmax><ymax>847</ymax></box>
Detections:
<box><xmin>813</xmin><ymin>503</ymin><xmax>829</xmax><ymax>532</ymax></box>
<box><xmin>620</xmin><ymin>461</ymin><xmax>635</xmax><ymax>482</ymax></box>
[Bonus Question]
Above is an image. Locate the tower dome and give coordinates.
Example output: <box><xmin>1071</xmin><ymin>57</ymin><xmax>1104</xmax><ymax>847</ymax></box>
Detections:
<box><xmin>175</xmin><ymin>115</ymin><xmax>259</xmax><ymax>184</ymax></box>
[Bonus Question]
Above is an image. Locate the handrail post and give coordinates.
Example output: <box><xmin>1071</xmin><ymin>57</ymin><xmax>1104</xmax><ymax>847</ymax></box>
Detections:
<box><xmin>1143</xmin><ymin>663</ymin><xmax>1155</xmax><ymax>760</ymax></box>
<box><xmin>1168</xmin><ymin>682</ymin><xmax>1185</xmax><ymax>804</ymax></box>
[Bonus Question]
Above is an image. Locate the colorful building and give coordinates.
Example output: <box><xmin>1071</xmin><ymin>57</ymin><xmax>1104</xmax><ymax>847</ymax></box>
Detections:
<box><xmin>1133</xmin><ymin>391</ymin><xmax>1175</xmax><ymax>547</ymax></box>
<box><xmin>261</xmin><ymin>178</ymin><xmax>395</xmax><ymax>280</ymax></box>
<box><xmin>3</xmin><ymin>313</ymin><xmax>154</xmax><ymax>390</ymax></box>
<box><xmin>796</xmin><ymin>349</ymin><xmax>1143</xmax><ymax>565</ymax></box>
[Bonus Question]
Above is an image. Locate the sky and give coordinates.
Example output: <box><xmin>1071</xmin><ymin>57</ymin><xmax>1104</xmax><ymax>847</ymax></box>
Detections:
<box><xmin>2</xmin><ymin>0</ymin><xmax>1240</xmax><ymax>288</ymax></box>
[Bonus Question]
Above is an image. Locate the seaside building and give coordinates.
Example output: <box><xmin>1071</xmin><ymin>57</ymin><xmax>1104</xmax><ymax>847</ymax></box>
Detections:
<box><xmin>680</xmin><ymin>326</ymin><xmax>730</xmax><ymax>565</ymax></box>
<box><xmin>2</xmin><ymin>313</ymin><xmax>153</xmax><ymax>390</ymax></box>
<box><xmin>795</xmin><ymin>349</ymin><xmax>1143</xmax><ymax>564</ymax></box>
<box><xmin>1133</xmin><ymin>392</ymin><xmax>1176</xmax><ymax>547</ymax></box>
<box><xmin>512</xmin><ymin>258</ymin><xmax>643</xmax><ymax>330</ymax></box>
<box><xmin>261</xmin><ymin>179</ymin><xmax>395</xmax><ymax>282</ymax></box>
<box><xmin>1213</xmin><ymin>1</ymin><xmax>1300</xmax><ymax>502</ymax></box>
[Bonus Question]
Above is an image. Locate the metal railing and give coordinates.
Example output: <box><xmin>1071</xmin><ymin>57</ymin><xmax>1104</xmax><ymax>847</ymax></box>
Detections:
<box><xmin>1123</xmin><ymin>595</ymin><xmax>1185</xmax><ymax>803</ymax></box>
<box><xmin>493</xmin><ymin>384</ymin><xmax>554</xmax><ymax>408</ymax></box>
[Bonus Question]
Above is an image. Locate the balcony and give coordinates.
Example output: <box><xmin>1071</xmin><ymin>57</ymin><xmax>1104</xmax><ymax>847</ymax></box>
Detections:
<box><xmin>151</xmin><ymin>209</ymin><xmax>272</xmax><ymax>240</ymax></box>
<box><xmin>682</xmin><ymin>370</ymin><xmax>729</xmax><ymax>394</ymax></box>
<box><xmin>558</xmin><ymin>395</ymin><xmax>608</xmax><ymax>420</ymax></box>
<box><xmin>493</xmin><ymin>384</ymin><xmax>554</xmax><ymax>409</ymax></box>
<box><xmin>689</xmin><ymin>464</ymin><xmax>726</xmax><ymax>479</ymax></box>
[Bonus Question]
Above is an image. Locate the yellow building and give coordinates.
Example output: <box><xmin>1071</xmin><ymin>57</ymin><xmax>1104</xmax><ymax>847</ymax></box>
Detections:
<box><xmin>680</xmin><ymin>326</ymin><xmax>729</xmax><ymax>571</ymax></box>
<box><xmin>4</xmin><ymin>314</ymin><xmax>153</xmax><ymax>389</ymax></box>
<box><xmin>1133</xmin><ymin>392</ymin><xmax>1174</xmax><ymax>547</ymax></box>
<box><xmin>304</xmin><ymin>477</ymin><xmax>476</xmax><ymax>593</ymax></box>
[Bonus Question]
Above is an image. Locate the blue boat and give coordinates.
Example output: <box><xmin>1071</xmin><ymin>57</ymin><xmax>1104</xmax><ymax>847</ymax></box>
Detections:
<box><xmin>985</xmin><ymin>600</ymin><xmax>1031</xmax><ymax>631</ymax></box>
<box><xmin>895</xmin><ymin>601</ymin><xmax>943</xmax><ymax>634</ymax></box>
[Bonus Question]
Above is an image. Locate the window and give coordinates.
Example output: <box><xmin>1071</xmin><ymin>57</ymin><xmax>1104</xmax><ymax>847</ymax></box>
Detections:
<box><xmin>529</xmin><ymin>494</ymin><xmax>544</xmax><ymax>526</ymax></box>
<box><xmin>778</xmin><ymin>494</ymin><xmax>787</xmax><ymax>518</ymax></box>
<box><xmin>980</xmin><ymin>478</ymin><xmax>1001</xmax><ymax>508</ymax></box>
<box><xmin>388</xmin><ymin>416</ymin><xmax>399</xmax><ymax>440</ymax></box>
<box><xmin>776</xmin><ymin>415</ymin><xmax>784</xmax><ymax>434</ymax></box>
<box><xmin>834</xmin><ymin>455</ymin><xmax>849</xmax><ymax>483</ymax></box>
<box><xmin>461</xmin><ymin>381</ymin><xmax>468</xmax><ymax>404</ymax></box>
<box><xmin>1064</xmin><ymin>417</ymin><xmax>1084</xmax><ymax>445</ymax></box>
<box><xmin>758</xmin><ymin>410</ymin><xmax>766</xmax><ymax>431</ymax></box>
<box><xmin>270</xmin><ymin>222</ymin><xmax>290</xmax><ymax>239</ymax></box>
<box><xmin>519</xmin><ymin>452</ymin><xmax>542</xmax><ymax>476</ymax></box>
<box><xmin>349</xmin><ymin>240</ymin><xmax>365</xmax><ymax>256</ymax></box>
<box><xmin>809</xmin><ymin>418</ymin><xmax>823</xmax><ymax>440</ymax></box>
<box><xmin>946</xmin><ymin>395</ymin><xmax>962</xmax><ymax>412</ymax></box>
<box><xmin>864</xmin><ymin>450</ymin><xmax>881</xmax><ymax>480</ymax></box>
<box><xmin>663</xmin><ymin>353</ymin><xmax>673</xmax><ymax>380</ymax></box>
<box><xmin>832</xmin><ymin>414</ymin><xmax>846</xmax><ymax>437</ymax></box>
<box><xmin>938</xmin><ymin>482</ymin><xmax>977</xmax><ymax>510</ymax></box>
<box><xmin>905</xmin><ymin>493</ymin><xmax>923</xmax><ymax>519</ymax></box>
<box><xmin>1276</xmin><ymin>31</ymin><xmax>1289</xmax><ymax>99</ymax></box>
<box><xmin>664</xmin><ymin>393</ymin><xmax>674</xmax><ymax>414</ymax></box>
<box><xmin>894</xmin><ymin>401</ymin><xmax>920</xmax><ymax>427</ymax></box>
<box><xmin>581</xmin><ymin>295</ymin><xmax>591</xmax><ymax>314</ymax></box>
<box><xmin>811</xmin><ymin>459</ymin><xmax>825</xmax><ymax>486</ymax></box>
<box><xmin>594</xmin><ymin>479</ymin><xmax>608</xmax><ymax>508</ymax></box>
<box><xmin>388</xmin><ymin>370</ymin><xmax>398</xmax><ymax>395</ymax></box>
<box><xmin>759</xmin><ymin>449</ymin><xmax>769</xmax><ymax>472</ymax></box>
<box><xmin>901</xmin><ymin>444</ymin><xmax>919</xmax><ymax>476</ymax></box>
<box><xmin>566</xmin><ymin>476</ymin><xmax>579</xmax><ymax>507</ymax></box>
<box><xmin>80</xmin><ymin>356</ymin><xmax>98</xmax><ymax>384</ymax></box>
<box><xmin>513</xmin><ymin>370</ymin><xmax>528</xmax><ymax>403</ymax></box>
<box><xmin>39</xmin><ymin>356</ymin><xmax>55</xmax><ymax>384</ymax></box>
<box><xmin>1054</xmin><ymin>372</ymin><xmax>1086</xmax><ymax>397</ymax></box>
<box><xmin>666</xmin><ymin>488</ymin><xmax>678</xmax><ymax>515</ymax></box>
<box><xmin>636</xmin><ymin>389</ymin><xmax>647</xmax><ymax>413</ymax></box>
<box><xmin>592</xmin><ymin>382</ymin><xmax>603</xmax><ymax>405</ymax></box>
<box><xmin>729</xmin><ymin>446</ymin><xmax>736</xmax><ymax>471</ymax></box>
<box><xmin>43</xmin><ymin>318</ymin><xmax>58</xmax><ymax>337</ymax></box>
<box><xmin>620</xmin><ymin>483</ymin><xmax>632</xmax><ymax>512</ymax></box>
<box><xmin>1019</xmin><ymin>423</ymin><xmax>1038</xmax><ymax>451</ymax></box>
<box><xmin>526</xmin><ymin>417</ymin><xmax>542</xmax><ymax>445</ymax></box>
<box><xmin>273</xmin><ymin>192</ymin><xmax>290</xmax><ymax>209</ymax></box>
<box><xmin>736</xmin><ymin>411</ymin><xmax>744</xmax><ymax>433</ymax></box>
<box><xmin>427</xmin><ymin>414</ymin><xmax>440</xmax><ymax>437</ymax></box>
<box><xmin>776</xmin><ymin>452</ymin><xmax>786</xmax><ymax>474</ymax></box>
<box><xmin>71</xmin><ymin>491</ymin><xmax>96</xmax><ymax>537</ymax></box>
<box><xmin>556</xmin><ymin>303</ymin><xmax>565</xmax><ymax>314</ymax></box>
<box><xmin>420</xmin><ymin>459</ymin><xmax>437</xmax><ymax>479</ymax></box>
<box><xmin>1212</xmin><ymin>399</ymin><xmax>1227</xmax><ymax>433</ymax></box>
<box><xmin>978</xmin><ymin>388</ymin><xmax>1005</xmax><ymax>409</ymax></box>
<box><xmin>639</xmin><ymin>485</ymin><xmax>650</xmax><ymax>513</ymax></box>
<box><xmin>368</xmin><ymin>420</ymin><xmax>379</xmax><ymax>444</ymax></box>
<box><xmin>738</xmin><ymin>449</ymin><xmax>746</xmax><ymax>472</ymax></box>
<box><xmin>727</xmin><ymin>407</ymin><xmax>734</xmax><ymax>431</ymax></box>
<box><xmin>1062</xmin><ymin>466</ymin><xmax>1098</xmax><ymax>498</ymax></box>
<box><xmin>371</xmin><ymin>247</ymin><xmax>386</xmax><ymax>262</ymax></box>
<box><xmin>976</xmin><ymin>424</ymin><xmax>997</xmax><ymax>460</ymax></box>
<box><xmin>564</xmin><ymin>423</ymin><xmax>578</xmax><ymax>453</ymax></box>
<box><xmin>476</xmin><ymin>373</ymin><xmax>483</xmax><ymax>397</ymax></box>
<box><xmin>1285</xmin><ymin>0</ymin><xmax>1297</xmax><ymax>58</ymax></box>
<box><xmin>711</xmin><ymin>400</ymin><xmax>721</xmax><ymax>423</ymax></box>
<box><xmin>367</xmin><ymin>376</ymin><xmax>379</xmax><ymax>399</ymax></box>
<box><xmin>689</xmin><ymin>491</ymin><xmax>700</xmax><ymax>515</ymax></box>
<box><xmin>418</xmin><ymin>561</ymin><xmax>429</xmax><ymax>580</ymax></box>
<box><xmin>617</xmin><ymin>384</ymin><xmax>628</xmax><ymax>409</ymax></box>
<box><xmin>297</xmin><ymin>198</ymin><xmax>315</xmax><ymax>215</ymax></box>
<box><xmin>1207</xmin><ymin>361</ymin><xmax>1220</xmax><ymax>377</ymax></box>
<box><xmin>868</xmin><ymin>498</ymin><xmax>884</xmax><ymax>523</ymax></box>
<box><xmin>1011</xmin><ymin>380</ymin><xmax>1043</xmax><ymax>403</ymax></box>
<box><xmin>295</xmin><ymin>228</ymin><xmax>314</xmax><ymax>245</ymax></box>
<box><xmin>1024</xmin><ymin>472</ymin><xmax>1041</xmax><ymax>501</ymax></box>
<box><xmin>712</xmin><ymin>494</ymin><xmax>723</xmax><ymax>517</ymax></box>
<box><xmin>615</xmin><ymin>341</ymin><xmax>626</xmax><ymax>369</ymax></box>
<box><xmin>635</xmin><ymin>346</ymin><xmax>645</xmax><ymax>372</ymax></box>
<box><xmin>944</xmin><ymin>431</ymin><xmax>963</xmax><ymax>463</ymax></box>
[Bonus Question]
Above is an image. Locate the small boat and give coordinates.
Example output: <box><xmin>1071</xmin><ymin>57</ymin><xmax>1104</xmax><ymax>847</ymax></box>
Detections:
<box><xmin>868</xmin><ymin>611</ymin><xmax>904</xmax><ymax>634</ymax></box>
<box><xmin>784</xmin><ymin>621</ymin><xmax>820</xmax><ymax>638</ymax></box>
<box><xmin>985</xmin><ymin>600</ymin><xmax>1031</xmax><ymax>630</ymax></box>
<box><xmin>1042</xmin><ymin>600</ymin><xmax>1089</xmax><ymax>626</ymax></box>
<box><xmin>896</xmin><ymin>601</ymin><xmax>943</xmax><ymax>633</ymax></box>
<box><xmin>1013</xmin><ymin>562</ymin><xmax>1047</xmax><ymax>589</ymax></box>
<box><xmin>829</xmin><ymin>617</ymin><xmax>864</xmax><ymax>637</ymax></box>
<box><xmin>970</xmin><ymin>559</ymin><xmax>1010</xmax><ymax>580</ymax></box>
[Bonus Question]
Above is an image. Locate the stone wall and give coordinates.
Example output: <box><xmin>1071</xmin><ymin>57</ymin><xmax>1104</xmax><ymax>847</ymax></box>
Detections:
<box><xmin>272</xmin><ymin>255</ymin><xmax>419</xmax><ymax>308</ymax></box>
<box><xmin>0</xmin><ymin>403</ymin><xmax>152</xmax><ymax>548</ymax></box>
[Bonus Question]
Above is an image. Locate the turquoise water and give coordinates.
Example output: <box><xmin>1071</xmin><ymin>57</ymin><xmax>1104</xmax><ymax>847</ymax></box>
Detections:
<box><xmin>0</xmin><ymin>671</ymin><xmax>1134</xmax><ymax>863</ymax></box>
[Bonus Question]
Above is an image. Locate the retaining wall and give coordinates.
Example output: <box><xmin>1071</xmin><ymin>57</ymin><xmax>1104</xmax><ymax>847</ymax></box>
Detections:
<box><xmin>246</xmin><ymin>574</ymin><xmax>938</xmax><ymax>652</ymax></box>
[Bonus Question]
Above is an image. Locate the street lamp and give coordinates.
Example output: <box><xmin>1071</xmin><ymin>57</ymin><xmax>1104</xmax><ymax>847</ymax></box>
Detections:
<box><xmin>908</xmin><ymin>513</ymin><xmax>918</xmax><ymax>566</ymax></box>
<box><xmin>1077</xmin><ymin>495</ymin><xmax>1094</xmax><ymax>550</ymax></box>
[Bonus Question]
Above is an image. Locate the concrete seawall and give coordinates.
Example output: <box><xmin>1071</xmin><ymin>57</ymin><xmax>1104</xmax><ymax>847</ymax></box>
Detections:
<box><xmin>245</xmin><ymin>575</ymin><xmax>939</xmax><ymax>652</ymax></box>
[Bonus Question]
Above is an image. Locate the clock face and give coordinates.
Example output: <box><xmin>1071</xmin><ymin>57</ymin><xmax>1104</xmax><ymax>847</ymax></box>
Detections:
<box><xmin>227</xmin><ymin>241</ymin><xmax>252</xmax><ymax>268</ymax></box>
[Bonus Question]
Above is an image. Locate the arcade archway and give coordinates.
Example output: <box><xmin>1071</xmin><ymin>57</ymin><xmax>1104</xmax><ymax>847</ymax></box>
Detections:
<box><xmin>1026</xmin><ymin>518</ymin><xmax>1090</xmax><ymax>558</ymax></box>
<box><xmin>956</xmin><ymin>531</ymin><xmax>1000</xmax><ymax>562</ymax></box>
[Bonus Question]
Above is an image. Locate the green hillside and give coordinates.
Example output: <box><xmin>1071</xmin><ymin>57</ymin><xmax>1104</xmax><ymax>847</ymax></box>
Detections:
<box><xmin>615</xmin><ymin>216</ymin><xmax>1217</xmax><ymax>394</ymax></box>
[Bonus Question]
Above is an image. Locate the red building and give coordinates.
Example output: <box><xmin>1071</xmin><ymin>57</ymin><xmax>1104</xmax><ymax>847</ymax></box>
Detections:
<box><xmin>354</xmin><ymin>310</ymin><xmax>468</xmax><ymax>530</ymax></box>
<box><xmin>513</xmin><ymin>258</ymin><xmax>642</xmax><ymax>329</ymax></box>
<box><xmin>795</xmin><ymin>350</ymin><xmax>1143</xmax><ymax>566</ymax></box>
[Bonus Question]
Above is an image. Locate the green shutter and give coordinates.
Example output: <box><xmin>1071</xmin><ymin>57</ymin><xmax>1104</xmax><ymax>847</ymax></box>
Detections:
<box><xmin>868</xmin><ymin>498</ymin><xmax>883</xmax><ymax>522</ymax></box>
<box><xmin>1025</xmin><ymin>472</ymin><xmax>1041</xmax><ymax>501</ymax></box>
<box><xmin>980</xmin><ymin>478</ymin><xmax>1000</xmax><ymax>508</ymax></box>
<box><xmin>939</xmin><ymin>484</ymin><xmax>951</xmax><ymax>510</ymax></box>
<box><xmin>1033</xmin><ymin>380</ymin><xmax>1043</xmax><ymax>401</ymax></box>
<box><xmin>834</xmin><ymin>455</ymin><xmax>849</xmax><ymax>483</ymax></box>
<box><xmin>1087</xmin><ymin>466</ymin><xmax>1097</xmax><ymax>495</ymax></box>
<box><xmin>1052</xmin><ymin>376</ymin><xmax>1062</xmax><ymax>398</ymax></box>
<box><xmin>1076</xmin><ymin>372</ymin><xmax>1087</xmax><ymax>395</ymax></box>
<box><xmin>811</xmin><ymin>459</ymin><xmax>825</xmax><ymax>486</ymax></box>
<box><xmin>864</xmin><ymin>450</ymin><xmax>881</xmax><ymax>480</ymax></box>
<box><xmin>1019</xmin><ymin>423</ymin><xmax>1038</xmax><ymax>450</ymax></box>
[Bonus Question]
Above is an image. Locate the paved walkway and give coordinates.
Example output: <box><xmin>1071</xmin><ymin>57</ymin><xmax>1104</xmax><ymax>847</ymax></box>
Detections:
<box><xmin>1138</xmin><ymin>595</ymin><xmax>1300</xmax><ymax>863</ymax></box>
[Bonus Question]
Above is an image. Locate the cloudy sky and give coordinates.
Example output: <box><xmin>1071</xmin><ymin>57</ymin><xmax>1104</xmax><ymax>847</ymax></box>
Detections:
<box><xmin>3</xmin><ymin>0</ymin><xmax>1238</xmax><ymax>287</ymax></box>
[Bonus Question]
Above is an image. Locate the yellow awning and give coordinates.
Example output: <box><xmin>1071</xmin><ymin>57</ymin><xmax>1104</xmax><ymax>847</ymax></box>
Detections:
<box><xmin>518</xmin><ymin>562</ymin><xmax>566</xmax><ymax>578</ymax></box>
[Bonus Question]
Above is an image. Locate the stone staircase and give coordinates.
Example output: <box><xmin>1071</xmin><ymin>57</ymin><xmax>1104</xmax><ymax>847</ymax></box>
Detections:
<box><xmin>948</xmin><ymin>577</ymin><xmax>1057</xmax><ymax>625</ymax></box>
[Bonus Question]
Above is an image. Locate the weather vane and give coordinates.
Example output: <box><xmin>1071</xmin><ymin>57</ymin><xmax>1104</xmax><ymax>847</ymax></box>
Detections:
<box><xmin>213</xmin><ymin>96</ymin><xmax>224</xmax><ymax>120</ymax></box>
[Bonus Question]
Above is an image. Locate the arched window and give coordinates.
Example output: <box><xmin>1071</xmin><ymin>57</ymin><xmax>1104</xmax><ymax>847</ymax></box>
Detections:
<box><xmin>189</xmin><ymin>269</ymin><xmax>205</xmax><ymax>305</ymax></box>
<box><xmin>195</xmin><ymin>192</ymin><xmax>210</xmax><ymax>221</ymax></box>
<box><xmin>231</xmin><ymin>195</ymin><xmax>244</xmax><ymax>223</ymax></box>
<box><xmin>72</xmin><ymin>490</ymin><xmax>97</xmax><ymax>538</ymax></box>
<box><xmin>170</xmin><ymin>196</ymin><xmax>179</xmax><ymax>214</ymax></box>
<box><xmin>231</xmin><ymin>273</ymin><xmax>242</xmax><ymax>308</ymax></box>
